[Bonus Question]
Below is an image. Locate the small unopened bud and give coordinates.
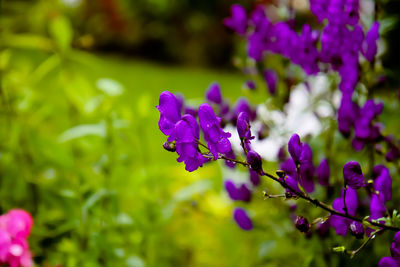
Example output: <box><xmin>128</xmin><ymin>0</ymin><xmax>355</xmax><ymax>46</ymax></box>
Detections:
<box><xmin>295</xmin><ymin>216</ymin><xmax>310</xmax><ymax>233</ymax></box>
<box><xmin>349</xmin><ymin>221</ymin><xmax>364</xmax><ymax>239</ymax></box>
<box><xmin>333</xmin><ymin>246</ymin><xmax>346</xmax><ymax>253</ymax></box>
<box><xmin>163</xmin><ymin>141</ymin><xmax>176</xmax><ymax>152</ymax></box>
<box><xmin>247</xmin><ymin>150</ymin><xmax>262</xmax><ymax>171</ymax></box>
<box><xmin>276</xmin><ymin>170</ymin><xmax>286</xmax><ymax>178</ymax></box>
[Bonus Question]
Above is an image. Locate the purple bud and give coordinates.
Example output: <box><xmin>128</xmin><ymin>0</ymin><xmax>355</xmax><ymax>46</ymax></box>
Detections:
<box><xmin>370</xmin><ymin>193</ymin><xmax>386</xmax><ymax>221</ymax></box>
<box><xmin>157</xmin><ymin>91</ymin><xmax>181</xmax><ymax>136</ymax></box>
<box><xmin>362</xmin><ymin>22</ymin><xmax>380</xmax><ymax>62</ymax></box>
<box><xmin>163</xmin><ymin>141</ymin><xmax>176</xmax><ymax>152</ymax></box>
<box><xmin>233</xmin><ymin>208</ymin><xmax>253</xmax><ymax>231</ymax></box>
<box><xmin>295</xmin><ymin>216</ymin><xmax>310</xmax><ymax>233</ymax></box>
<box><xmin>205</xmin><ymin>82</ymin><xmax>223</xmax><ymax>104</ymax></box>
<box><xmin>378</xmin><ymin>257</ymin><xmax>399</xmax><ymax>267</ymax></box>
<box><xmin>264</xmin><ymin>69</ymin><xmax>278</xmax><ymax>95</ymax></box>
<box><xmin>247</xmin><ymin>150</ymin><xmax>262</xmax><ymax>172</ymax></box>
<box><xmin>317</xmin><ymin>158</ymin><xmax>330</xmax><ymax>186</ymax></box>
<box><xmin>288</xmin><ymin>134</ymin><xmax>303</xmax><ymax>164</ymax></box>
<box><xmin>349</xmin><ymin>221</ymin><xmax>364</xmax><ymax>239</ymax></box>
<box><xmin>343</xmin><ymin>161</ymin><xmax>365</xmax><ymax>189</ymax></box>
<box><xmin>316</xmin><ymin>218</ymin><xmax>330</xmax><ymax>238</ymax></box>
<box><xmin>244</xmin><ymin>80</ymin><xmax>256</xmax><ymax>90</ymax></box>
<box><xmin>249</xmin><ymin>169</ymin><xmax>260</xmax><ymax>186</ymax></box>
<box><xmin>237</xmin><ymin>112</ymin><xmax>251</xmax><ymax>140</ymax></box>
<box><xmin>224</xmin><ymin>180</ymin><xmax>251</xmax><ymax>202</ymax></box>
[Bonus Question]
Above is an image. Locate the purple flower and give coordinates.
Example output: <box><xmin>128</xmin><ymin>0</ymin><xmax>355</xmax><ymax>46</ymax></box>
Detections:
<box><xmin>174</xmin><ymin>115</ymin><xmax>208</xmax><ymax>172</ymax></box>
<box><xmin>247</xmin><ymin>150</ymin><xmax>262</xmax><ymax>172</ymax></box>
<box><xmin>249</xmin><ymin>169</ymin><xmax>260</xmax><ymax>186</ymax></box>
<box><xmin>264</xmin><ymin>69</ymin><xmax>277</xmax><ymax>95</ymax></box>
<box><xmin>244</xmin><ymin>80</ymin><xmax>256</xmax><ymax>90</ymax></box>
<box><xmin>284</xmin><ymin>175</ymin><xmax>301</xmax><ymax>195</ymax></box>
<box><xmin>205</xmin><ymin>82</ymin><xmax>223</xmax><ymax>104</ymax></box>
<box><xmin>297</xmin><ymin>144</ymin><xmax>315</xmax><ymax>193</ymax></box>
<box><xmin>362</xmin><ymin>22</ymin><xmax>380</xmax><ymax>61</ymax></box>
<box><xmin>224</xmin><ymin>4</ymin><xmax>248</xmax><ymax>35</ymax></box>
<box><xmin>349</xmin><ymin>221</ymin><xmax>364</xmax><ymax>239</ymax></box>
<box><xmin>231</xmin><ymin>98</ymin><xmax>256</xmax><ymax>123</ymax></box>
<box><xmin>295</xmin><ymin>216</ymin><xmax>310</xmax><ymax>233</ymax></box>
<box><xmin>391</xmin><ymin>232</ymin><xmax>400</xmax><ymax>263</ymax></box>
<box><xmin>343</xmin><ymin>161</ymin><xmax>365</xmax><ymax>189</ymax></box>
<box><xmin>354</xmin><ymin>100</ymin><xmax>383</xmax><ymax>140</ymax></box>
<box><xmin>237</xmin><ymin>112</ymin><xmax>254</xmax><ymax>151</ymax></box>
<box><xmin>337</xmin><ymin>93</ymin><xmax>359</xmax><ymax>137</ymax></box>
<box><xmin>224</xmin><ymin>180</ymin><xmax>251</xmax><ymax>202</ymax></box>
<box><xmin>330</xmin><ymin>187</ymin><xmax>358</xmax><ymax>236</ymax></box>
<box><xmin>288</xmin><ymin>134</ymin><xmax>303</xmax><ymax>164</ymax></box>
<box><xmin>370</xmin><ymin>193</ymin><xmax>386</xmax><ymax>221</ymax></box>
<box><xmin>317</xmin><ymin>158</ymin><xmax>330</xmax><ymax>186</ymax></box>
<box><xmin>373</xmin><ymin>165</ymin><xmax>392</xmax><ymax>203</ymax></box>
<box><xmin>198</xmin><ymin>103</ymin><xmax>231</xmax><ymax>160</ymax></box>
<box><xmin>157</xmin><ymin>91</ymin><xmax>181</xmax><ymax>137</ymax></box>
<box><xmin>379</xmin><ymin>257</ymin><xmax>399</xmax><ymax>267</ymax></box>
<box><xmin>233</xmin><ymin>208</ymin><xmax>253</xmax><ymax>231</ymax></box>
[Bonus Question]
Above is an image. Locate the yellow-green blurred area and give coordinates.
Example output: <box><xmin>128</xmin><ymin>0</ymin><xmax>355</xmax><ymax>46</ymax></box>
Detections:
<box><xmin>1</xmin><ymin>0</ymin><xmax>394</xmax><ymax>266</ymax></box>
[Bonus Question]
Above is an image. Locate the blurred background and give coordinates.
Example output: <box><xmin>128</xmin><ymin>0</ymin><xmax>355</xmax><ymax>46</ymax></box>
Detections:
<box><xmin>1</xmin><ymin>0</ymin><xmax>400</xmax><ymax>266</ymax></box>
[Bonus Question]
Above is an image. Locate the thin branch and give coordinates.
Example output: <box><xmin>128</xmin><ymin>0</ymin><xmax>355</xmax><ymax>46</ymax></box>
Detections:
<box><xmin>349</xmin><ymin>229</ymin><xmax>384</xmax><ymax>259</ymax></box>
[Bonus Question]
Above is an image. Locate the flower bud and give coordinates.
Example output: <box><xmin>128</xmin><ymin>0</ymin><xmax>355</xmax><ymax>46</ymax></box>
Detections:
<box><xmin>295</xmin><ymin>216</ymin><xmax>310</xmax><ymax>233</ymax></box>
<box><xmin>247</xmin><ymin>150</ymin><xmax>262</xmax><ymax>171</ymax></box>
<box><xmin>233</xmin><ymin>208</ymin><xmax>253</xmax><ymax>231</ymax></box>
<box><xmin>163</xmin><ymin>141</ymin><xmax>176</xmax><ymax>152</ymax></box>
<box><xmin>349</xmin><ymin>221</ymin><xmax>364</xmax><ymax>239</ymax></box>
<box><xmin>343</xmin><ymin>161</ymin><xmax>365</xmax><ymax>189</ymax></box>
<box><xmin>288</xmin><ymin>134</ymin><xmax>303</xmax><ymax>164</ymax></box>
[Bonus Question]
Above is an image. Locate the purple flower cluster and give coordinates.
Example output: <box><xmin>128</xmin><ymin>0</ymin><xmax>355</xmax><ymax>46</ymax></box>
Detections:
<box><xmin>157</xmin><ymin>91</ymin><xmax>233</xmax><ymax>171</ymax></box>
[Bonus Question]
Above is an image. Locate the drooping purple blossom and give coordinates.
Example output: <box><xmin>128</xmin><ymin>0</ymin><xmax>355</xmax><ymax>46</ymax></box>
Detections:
<box><xmin>174</xmin><ymin>115</ymin><xmax>208</xmax><ymax>172</ymax></box>
<box><xmin>237</xmin><ymin>112</ymin><xmax>253</xmax><ymax>141</ymax></box>
<box><xmin>205</xmin><ymin>82</ymin><xmax>223</xmax><ymax>105</ymax></box>
<box><xmin>362</xmin><ymin>22</ymin><xmax>380</xmax><ymax>61</ymax></box>
<box><xmin>299</xmin><ymin>144</ymin><xmax>315</xmax><ymax>193</ymax></box>
<box><xmin>317</xmin><ymin>158</ymin><xmax>330</xmax><ymax>186</ymax></box>
<box><xmin>330</xmin><ymin>187</ymin><xmax>358</xmax><ymax>236</ymax></box>
<box><xmin>247</xmin><ymin>150</ymin><xmax>263</xmax><ymax>172</ymax></box>
<box><xmin>354</xmin><ymin>99</ymin><xmax>383</xmax><ymax>140</ymax></box>
<box><xmin>288</xmin><ymin>134</ymin><xmax>303</xmax><ymax>165</ymax></box>
<box><xmin>157</xmin><ymin>91</ymin><xmax>181</xmax><ymax>137</ymax></box>
<box><xmin>264</xmin><ymin>69</ymin><xmax>278</xmax><ymax>95</ymax></box>
<box><xmin>370</xmin><ymin>193</ymin><xmax>386</xmax><ymax>221</ymax></box>
<box><xmin>249</xmin><ymin>169</ymin><xmax>260</xmax><ymax>186</ymax></box>
<box><xmin>391</xmin><ymin>232</ymin><xmax>400</xmax><ymax>264</ymax></box>
<box><xmin>373</xmin><ymin>165</ymin><xmax>392</xmax><ymax>203</ymax></box>
<box><xmin>224</xmin><ymin>180</ymin><xmax>251</xmax><ymax>202</ymax></box>
<box><xmin>233</xmin><ymin>207</ymin><xmax>253</xmax><ymax>231</ymax></box>
<box><xmin>379</xmin><ymin>257</ymin><xmax>399</xmax><ymax>267</ymax></box>
<box><xmin>231</xmin><ymin>98</ymin><xmax>257</xmax><ymax>123</ymax></box>
<box><xmin>224</xmin><ymin>4</ymin><xmax>248</xmax><ymax>36</ymax></box>
<box><xmin>343</xmin><ymin>161</ymin><xmax>365</xmax><ymax>189</ymax></box>
<box><xmin>338</xmin><ymin>93</ymin><xmax>359</xmax><ymax>137</ymax></box>
<box><xmin>198</xmin><ymin>103</ymin><xmax>231</xmax><ymax>160</ymax></box>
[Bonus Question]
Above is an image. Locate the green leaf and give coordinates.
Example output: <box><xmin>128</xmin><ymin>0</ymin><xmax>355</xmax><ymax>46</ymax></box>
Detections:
<box><xmin>49</xmin><ymin>15</ymin><xmax>73</xmax><ymax>53</ymax></box>
<box><xmin>58</xmin><ymin>121</ymin><xmax>106</xmax><ymax>142</ymax></box>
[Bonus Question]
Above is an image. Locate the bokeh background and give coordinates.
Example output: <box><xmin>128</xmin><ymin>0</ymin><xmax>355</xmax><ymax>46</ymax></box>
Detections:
<box><xmin>1</xmin><ymin>0</ymin><xmax>400</xmax><ymax>266</ymax></box>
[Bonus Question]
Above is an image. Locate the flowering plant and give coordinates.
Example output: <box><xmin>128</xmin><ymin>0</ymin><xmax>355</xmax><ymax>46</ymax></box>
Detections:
<box><xmin>157</xmin><ymin>0</ymin><xmax>400</xmax><ymax>266</ymax></box>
